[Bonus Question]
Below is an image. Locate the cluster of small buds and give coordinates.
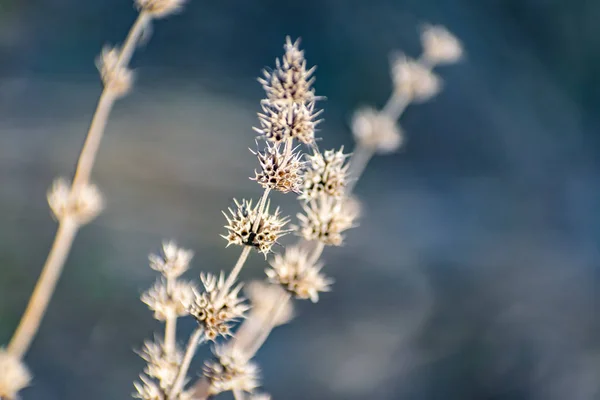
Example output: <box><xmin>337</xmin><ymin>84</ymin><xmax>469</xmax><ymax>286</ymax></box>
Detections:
<box><xmin>96</xmin><ymin>46</ymin><xmax>133</xmax><ymax>97</ymax></box>
<box><xmin>266</xmin><ymin>246</ymin><xmax>332</xmax><ymax>303</ymax></box>
<box><xmin>0</xmin><ymin>349</ymin><xmax>31</xmax><ymax>400</ymax></box>
<box><xmin>390</xmin><ymin>53</ymin><xmax>442</xmax><ymax>103</ymax></box>
<box><xmin>138</xmin><ymin>339</ymin><xmax>183</xmax><ymax>390</ymax></box>
<box><xmin>135</xmin><ymin>0</ymin><xmax>186</xmax><ymax>18</ymax></box>
<box><xmin>296</xmin><ymin>198</ymin><xmax>356</xmax><ymax>246</ymax></box>
<box><xmin>254</xmin><ymin>101</ymin><xmax>321</xmax><ymax>145</ymax></box>
<box><xmin>351</xmin><ymin>106</ymin><xmax>404</xmax><ymax>154</ymax></box>
<box><xmin>249</xmin><ymin>394</ymin><xmax>272</xmax><ymax>400</ymax></box>
<box><xmin>148</xmin><ymin>241</ymin><xmax>193</xmax><ymax>280</ymax></box>
<box><xmin>188</xmin><ymin>273</ymin><xmax>248</xmax><ymax>341</ymax></box>
<box><xmin>47</xmin><ymin>178</ymin><xmax>104</xmax><ymax>225</ymax></box>
<box><xmin>222</xmin><ymin>199</ymin><xmax>289</xmax><ymax>255</ymax></box>
<box><xmin>251</xmin><ymin>142</ymin><xmax>304</xmax><ymax>194</ymax></box>
<box><xmin>141</xmin><ymin>279</ymin><xmax>196</xmax><ymax>321</ymax></box>
<box><xmin>301</xmin><ymin>148</ymin><xmax>350</xmax><ymax>201</ymax></box>
<box><xmin>420</xmin><ymin>24</ymin><xmax>463</xmax><ymax>66</ymax></box>
<box><xmin>133</xmin><ymin>374</ymin><xmax>194</xmax><ymax>400</ymax></box>
<box><xmin>203</xmin><ymin>345</ymin><xmax>260</xmax><ymax>395</ymax></box>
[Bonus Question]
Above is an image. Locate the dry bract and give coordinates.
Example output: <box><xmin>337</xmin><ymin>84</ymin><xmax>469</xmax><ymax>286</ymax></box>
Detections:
<box><xmin>301</xmin><ymin>147</ymin><xmax>350</xmax><ymax>201</ymax></box>
<box><xmin>351</xmin><ymin>107</ymin><xmax>404</xmax><ymax>153</ymax></box>
<box><xmin>296</xmin><ymin>199</ymin><xmax>356</xmax><ymax>246</ymax></box>
<box><xmin>421</xmin><ymin>24</ymin><xmax>463</xmax><ymax>66</ymax></box>
<box><xmin>390</xmin><ymin>53</ymin><xmax>442</xmax><ymax>102</ymax></box>
<box><xmin>252</xmin><ymin>142</ymin><xmax>304</xmax><ymax>194</ymax></box>
<box><xmin>141</xmin><ymin>279</ymin><xmax>196</xmax><ymax>320</ymax></box>
<box><xmin>203</xmin><ymin>345</ymin><xmax>260</xmax><ymax>395</ymax></box>
<box><xmin>0</xmin><ymin>349</ymin><xmax>31</xmax><ymax>400</ymax></box>
<box><xmin>148</xmin><ymin>241</ymin><xmax>193</xmax><ymax>279</ymax></box>
<box><xmin>47</xmin><ymin>178</ymin><xmax>103</xmax><ymax>224</ymax></box>
<box><xmin>138</xmin><ymin>339</ymin><xmax>183</xmax><ymax>390</ymax></box>
<box><xmin>254</xmin><ymin>101</ymin><xmax>320</xmax><ymax>145</ymax></box>
<box><xmin>96</xmin><ymin>46</ymin><xmax>133</xmax><ymax>97</ymax></box>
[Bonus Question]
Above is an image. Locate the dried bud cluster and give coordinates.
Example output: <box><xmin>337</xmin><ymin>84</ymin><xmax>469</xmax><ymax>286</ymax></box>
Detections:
<box><xmin>141</xmin><ymin>279</ymin><xmax>196</xmax><ymax>321</ymax></box>
<box><xmin>296</xmin><ymin>198</ymin><xmax>356</xmax><ymax>246</ymax></box>
<box><xmin>301</xmin><ymin>148</ymin><xmax>350</xmax><ymax>201</ymax></box>
<box><xmin>133</xmin><ymin>374</ymin><xmax>194</xmax><ymax>400</ymax></box>
<box><xmin>254</xmin><ymin>101</ymin><xmax>321</xmax><ymax>145</ymax></box>
<box><xmin>138</xmin><ymin>339</ymin><xmax>183</xmax><ymax>390</ymax></box>
<box><xmin>0</xmin><ymin>349</ymin><xmax>31</xmax><ymax>400</ymax></box>
<box><xmin>252</xmin><ymin>142</ymin><xmax>304</xmax><ymax>194</ymax></box>
<box><xmin>266</xmin><ymin>246</ymin><xmax>332</xmax><ymax>302</ymax></box>
<box><xmin>47</xmin><ymin>178</ymin><xmax>103</xmax><ymax>224</ymax></box>
<box><xmin>148</xmin><ymin>241</ymin><xmax>193</xmax><ymax>279</ymax></box>
<box><xmin>203</xmin><ymin>346</ymin><xmax>260</xmax><ymax>395</ymax></box>
<box><xmin>135</xmin><ymin>0</ymin><xmax>186</xmax><ymax>18</ymax></box>
<box><xmin>391</xmin><ymin>53</ymin><xmax>442</xmax><ymax>102</ymax></box>
<box><xmin>351</xmin><ymin>107</ymin><xmax>404</xmax><ymax>154</ymax></box>
<box><xmin>96</xmin><ymin>46</ymin><xmax>133</xmax><ymax>97</ymax></box>
<box><xmin>222</xmin><ymin>199</ymin><xmax>289</xmax><ymax>255</ymax></box>
<box><xmin>188</xmin><ymin>273</ymin><xmax>248</xmax><ymax>341</ymax></box>
<box><xmin>421</xmin><ymin>24</ymin><xmax>463</xmax><ymax>66</ymax></box>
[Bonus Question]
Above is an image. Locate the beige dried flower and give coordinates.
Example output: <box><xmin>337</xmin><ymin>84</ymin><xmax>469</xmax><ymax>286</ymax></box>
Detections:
<box><xmin>296</xmin><ymin>198</ymin><xmax>356</xmax><ymax>246</ymax></box>
<box><xmin>47</xmin><ymin>178</ymin><xmax>103</xmax><ymax>224</ymax></box>
<box><xmin>0</xmin><ymin>349</ymin><xmax>31</xmax><ymax>400</ymax></box>
<box><xmin>251</xmin><ymin>142</ymin><xmax>304</xmax><ymax>194</ymax></box>
<box><xmin>148</xmin><ymin>241</ymin><xmax>193</xmax><ymax>279</ymax></box>
<box><xmin>351</xmin><ymin>106</ymin><xmax>404</xmax><ymax>153</ymax></box>
<box><xmin>245</xmin><ymin>281</ymin><xmax>294</xmax><ymax>326</ymax></box>
<box><xmin>135</xmin><ymin>0</ymin><xmax>186</xmax><ymax>18</ymax></box>
<box><xmin>133</xmin><ymin>375</ymin><xmax>163</xmax><ymax>400</ymax></box>
<box><xmin>188</xmin><ymin>273</ymin><xmax>248</xmax><ymax>341</ymax></box>
<box><xmin>141</xmin><ymin>279</ymin><xmax>196</xmax><ymax>321</ymax></box>
<box><xmin>203</xmin><ymin>345</ymin><xmax>260</xmax><ymax>395</ymax></box>
<box><xmin>96</xmin><ymin>46</ymin><xmax>133</xmax><ymax>97</ymax></box>
<box><xmin>138</xmin><ymin>339</ymin><xmax>182</xmax><ymax>390</ymax></box>
<box><xmin>259</xmin><ymin>36</ymin><xmax>316</xmax><ymax>105</ymax></box>
<box><xmin>266</xmin><ymin>246</ymin><xmax>332</xmax><ymax>302</ymax></box>
<box><xmin>421</xmin><ymin>24</ymin><xmax>463</xmax><ymax>66</ymax></box>
<box><xmin>301</xmin><ymin>148</ymin><xmax>350</xmax><ymax>202</ymax></box>
<box><xmin>222</xmin><ymin>199</ymin><xmax>290</xmax><ymax>255</ymax></box>
<box><xmin>254</xmin><ymin>101</ymin><xmax>321</xmax><ymax>145</ymax></box>
<box><xmin>390</xmin><ymin>53</ymin><xmax>442</xmax><ymax>102</ymax></box>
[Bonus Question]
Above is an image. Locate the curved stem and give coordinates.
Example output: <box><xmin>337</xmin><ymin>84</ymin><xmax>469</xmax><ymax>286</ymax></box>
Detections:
<box><xmin>346</xmin><ymin>144</ymin><xmax>375</xmax><ymax>194</ymax></box>
<box><xmin>169</xmin><ymin>327</ymin><xmax>204</xmax><ymax>399</ymax></box>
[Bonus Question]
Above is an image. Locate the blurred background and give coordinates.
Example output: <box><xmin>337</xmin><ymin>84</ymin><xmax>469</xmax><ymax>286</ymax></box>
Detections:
<box><xmin>1</xmin><ymin>0</ymin><xmax>600</xmax><ymax>399</ymax></box>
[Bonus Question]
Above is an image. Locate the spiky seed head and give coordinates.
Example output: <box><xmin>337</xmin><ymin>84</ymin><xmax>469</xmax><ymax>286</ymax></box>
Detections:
<box><xmin>245</xmin><ymin>281</ymin><xmax>294</xmax><ymax>326</ymax></box>
<box><xmin>138</xmin><ymin>339</ymin><xmax>183</xmax><ymax>390</ymax></box>
<box><xmin>251</xmin><ymin>142</ymin><xmax>304</xmax><ymax>194</ymax></box>
<box><xmin>421</xmin><ymin>24</ymin><xmax>463</xmax><ymax>66</ymax></box>
<box><xmin>254</xmin><ymin>101</ymin><xmax>321</xmax><ymax>145</ymax></box>
<box><xmin>188</xmin><ymin>272</ymin><xmax>248</xmax><ymax>341</ymax></box>
<box><xmin>266</xmin><ymin>246</ymin><xmax>332</xmax><ymax>302</ymax></box>
<box><xmin>203</xmin><ymin>345</ymin><xmax>260</xmax><ymax>395</ymax></box>
<box><xmin>301</xmin><ymin>147</ymin><xmax>350</xmax><ymax>202</ymax></box>
<box><xmin>47</xmin><ymin>178</ymin><xmax>104</xmax><ymax>225</ymax></box>
<box><xmin>295</xmin><ymin>198</ymin><xmax>356</xmax><ymax>246</ymax></box>
<box><xmin>222</xmin><ymin>199</ymin><xmax>290</xmax><ymax>256</ymax></box>
<box><xmin>259</xmin><ymin>36</ymin><xmax>316</xmax><ymax>105</ymax></box>
<box><xmin>390</xmin><ymin>53</ymin><xmax>442</xmax><ymax>103</ymax></box>
<box><xmin>135</xmin><ymin>0</ymin><xmax>186</xmax><ymax>18</ymax></box>
<box><xmin>351</xmin><ymin>107</ymin><xmax>404</xmax><ymax>154</ymax></box>
<box><xmin>141</xmin><ymin>279</ymin><xmax>196</xmax><ymax>321</ymax></box>
<box><xmin>0</xmin><ymin>349</ymin><xmax>31</xmax><ymax>400</ymax></box>
<box><xmin>96</xmin><ymin>46</ymin><xmax>133</xmax><ymax>97</ymax></box>
<box><xmin>148</xmin><ymin>241</ymin><xmax>193</xmax><ymax>279</ymax></box>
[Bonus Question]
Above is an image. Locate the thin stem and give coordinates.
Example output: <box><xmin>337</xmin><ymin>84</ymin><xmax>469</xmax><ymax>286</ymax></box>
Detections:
<box><xmin>346</xmin><ymin>144</ymin><xmax>375</xmax><ymax>194</ymax></box>
<box><xmin>381</xmin><ymin>92</ymin><xmax>409</xmax><ymax>121</ymax></box>
<box><xmin>8</xmin><ymin>219</ymin><xmax>78</xmax><ymax>357</ymax></box>
<box><xmin>7</xmin><ymin>11</ymin><xmax>152</xmax><ymax>359</ymax></box>
<box><xmin>233</xmin><ymin>389</ymin><xmax>246</xmax><ymax>400</ymax></box>
<box><xmin>164</xmin><ymin>277</ymin><xmax>177</xmax><ymax>356</ymax></box>
<box><xmin>308</xmin><ymin>241</ymin><xmax>324</xmax><ymax>265</ymax></box>
<box><xmin>245</xmin><ymin>293</ymin><xmax>291</xmax><ymax>358</ymax></box>
<box><xmin>216</xmin><ymin>246</ymin><xmax>252</xmax><ymax>306</ymax></box>
<box><xmin>169</xmin><ymin>327</ymin><xmax>204</xmax><ymax>399</ymax></box>
<box><xmin>251</xmin><ymin>188</ymin><xmax>271</xmax><ymax>232</ymax></box>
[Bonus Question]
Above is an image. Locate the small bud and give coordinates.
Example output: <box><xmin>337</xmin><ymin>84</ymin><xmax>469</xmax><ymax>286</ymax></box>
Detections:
<box><xmin>0</xmin><ymin>349</ymin><xmax>31</xmax><ymax>400</ymax></box>
<box><xmin>390</xmin><ymin>53</ymin><xmax>442</xmax><ymax>103</ymax></box>
<box><xmin>96</xmin><ymin>46</ymin><xmax>133</xmax><ymax>97</ymax></box>
<box><xmin>47</xmin><ymin>178</ymin><xmax>103</xmax><ymax>225</ymax></box>
<box><xmin>351</xmin><ymin>107</ymin><xmax>403</xmax><ymax>153</ymax></box>
<box><xmin>421</xmin><ymin>24</ymin><xmax>463</xmax><ymax>66</ymax></box>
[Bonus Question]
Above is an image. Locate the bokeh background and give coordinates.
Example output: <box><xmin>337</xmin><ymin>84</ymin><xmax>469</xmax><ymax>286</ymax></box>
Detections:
<box><xmin>1</xmin><ymin>0</ymin><xmax>600</xmax><ymax>399</ymax></box>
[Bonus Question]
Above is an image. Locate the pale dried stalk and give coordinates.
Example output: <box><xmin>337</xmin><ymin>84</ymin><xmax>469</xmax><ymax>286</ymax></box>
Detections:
<box><xmin>7</xmin><ymin>11</ymin><xmax>151</xmax><ymax>359</ymax></box>
<box><xmin>245</xmin><ymin>292</ymin><xmax>291</xmax><ymax>358</ymax></box>
<box><xmin>169</xmin><ymin>327</ymin><xmax>204</xmax><ymax>399</ymax></box>
<box><xmin>164</xmin><ymin>277</ymin><xmax>177</xmax><ymax>356</ymax></box>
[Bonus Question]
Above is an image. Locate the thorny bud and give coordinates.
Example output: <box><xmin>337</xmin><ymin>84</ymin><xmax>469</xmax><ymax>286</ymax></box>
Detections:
<box><xmin>203</xmin><ymin>345</ymin><xmax>260</xmax><ymax>395</ymax></box>
<box><xmin>390</xmin><ymin>53</ymin><xmax>442</xmax><ymax>103</ymax></box>
<box><xmin>254</xmin><ymin>101</ymin><xmax>321</xmax><ymax>145</ymax></box>
<box><xmin>421</xmin><ymin>24</ymin><xmax>463</xmax><ymax>66</ymax></box>
<box><xmin>296</xmin><ymin>198</ymin><xmax>356</xmax><ymax>246</ymax></box>
<box><xmin>47</xmin><ymin>178</ymin><xmax>103</xmax><ymax>225</ymax></box>
<box><xmin>251</xmin><ymin>142</ymin><xmax>304</xmax><ymax>194</ymax></box>
<box><xmin>96</xmin><ymin>46</ymin><xmax>133</xmax><ymax>97</ymax></box>
<box><xmin>351</xmin><ymin>107</ymin><xmax>404</xmax><ymax>154</ymax></box>
<box><xmin>301</xmin><ymin>148</ymin><xmax>350</xmax><ymax>202</ymax></box>
<box><xmin>148</xmin><ymin>241</ymin><xmax>193</xmax><ymax>279</ymax></box>
<box><xmin>141</xmin><ymin>279</ymin><xmax>196</xmax><ymax>321</ymax></box>
<box><xmin>138</xmin><ymin>339</ymin><xmax>182</xmax><ymax>390</ymax></box>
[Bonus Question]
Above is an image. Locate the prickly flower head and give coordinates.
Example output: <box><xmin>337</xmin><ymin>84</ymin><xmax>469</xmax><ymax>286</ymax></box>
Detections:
<box><xmin>390</xmin><ymin>53</ymin><xmax>442</xmax><ymax>102</ymax></box>
<box><xmin>259</xmin><ymin>36</ymin><xmax>316</xmax><ymax>105</ymax></box>
<box><xmin>135</xmin><ymin>0</ymin><xmax>186</xmax><ymax>18</ymax></box>
<box><xmin>138</xmin><ymin>339</ymin><xmax>182</xmax><ymax>390</ymax></box>
<box><xmin>254</xmin><ymin>101</ymin><xmax>321</xmax><ymax>145</ymax></box>
<box><xmin>301</xmin><ymin>148</ymin><xmax>350</xmax><ymax>201</ymax></box>
<box><xmin>296</xmin><ymin>198</ymin><xmax>356</xmax><ymax>246</ymax></box>
<box><xmin>351</xmin><ymin>107</ymin><xmax>404</xmax><ymax>154</ymax></box>
<box><xmin>266</xmin><ymin>246</ymin><xmax>333</xmax><ymax>302</ymax></box>
<box><xmin>421</xmin><ymin>24</ymin><xmax>463</xmax><ymax>66</ymax></box>
<box><xmin>203</xmin><ymin>345</ymin><xmax>260</xmax><ymax>395</ymax></box>
<box><xmin>148</xmin><ymin>241</ymin><xmax>194</xmax><ymax>279</ymax></box>
<box><xmin>252</xmin><ymin>142</ymin><xmax>304</xmax><ymax>194</ymax></box>
<box><xmin>47</xmin><ymin>178</ymin><xmax>104</xmax><ymax>225</ymax></box>
<box><xmin>222</xmin><ymin>199</ymin><xmax>289</xmax><ymax>256</ymax></box>
<box><xmin>96</xmin><ymin>46</ymin><xmax>133</xmax><ymax>97</ymax></box>
<box><xmin>141</xmin><ymin>279</ymin><xmax>196</xmax><ymax>321</ymax></box>
<box><xmin>0</xmin><ymin>349</ymin><xmax>31</xmax><ymax>400</ymax></box>
<box><xmin>188</xmin><ymin>273</ymin><xmax>248</xmax><ymax>341</ymax></box>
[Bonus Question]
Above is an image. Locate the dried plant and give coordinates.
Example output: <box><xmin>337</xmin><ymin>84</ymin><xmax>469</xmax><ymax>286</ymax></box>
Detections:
<box><xmin>0</xmin><ymin>1</ymin><xmax>463</xmax><ymax>396</ymax></box>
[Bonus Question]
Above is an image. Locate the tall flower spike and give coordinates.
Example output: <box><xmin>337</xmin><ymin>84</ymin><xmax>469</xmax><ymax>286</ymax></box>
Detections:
<box><xmin>254</xmin><ymin>101</ymin><xmax>321</xmax><ymax>145</ymax></box>
<box><xmin>141</xmin><ymin>279</ymin><xmax>196</xmax><ymax>321</ymax></box>
<box><xmin>222</xmin><ymin>199</ymin><xmax>290</xmax><ymax>256</ymax></box>
<box><xmin>188</xmin><ymin>272</ymin><xmax>248</xmax><ymax>341</ymax></box>
<box><xmin>135</xmin><ymin>0</ymin><xmax>186</xmax><ymax>18</ymax></box>
<box><xmin>96</xmin><ymin>46</ymin><xmax>133</xmax><ymax>97</ymax></box>
<box><xmin>296</xmin><ymin>198</ymin><xmax>356</xmax><ymax>246</ymax></box>
<box><xmin>390</xmin><ymin>53</ymin><xmax>442</xmax><ymax>103</ymax></box>
<box><xmin>148</xmin><ymin>241</ymin><xmax>194</xmax><ymax>279</ymax></box>
<box><xmin>47</xmin><ymin>178</ymin><xmax>104</xmax><ymax>225</ymax></box>
<box><xmin>0</xmin><ymin>349</ymin><xmax>31</xmax><ymax>400</ymax></box>
<box><xmin>266</xmin><ymin>246</ymin><xmax>333</xmax><ymax>303</ymax></box>
<box><xmin>351</xmin><ymin>106</ymin><xmax>404</xmax><ymax>154</ymax></box>
<box><xmin>259</xmin><ymin>36</ymin><xmax>316</xmax><ymax>105</ymax></box>
<box><xmin>301</xmin><ymin>147</ymin><xmax>350</xmax><ymax>202</ymax></box>
<box><xmin>203</xmin><ymin>345</ymin><xmax>260</xmax><ymax>395</ymax></box>
<box><xmin>421</xmin><ymin>24</ymin><xmax>463</xmax><ymax>66</ymax></box>
<box><xmin>251</xmin><ymin>142</ymin><xmax>304</xmax><ymax>194</ymax></box>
